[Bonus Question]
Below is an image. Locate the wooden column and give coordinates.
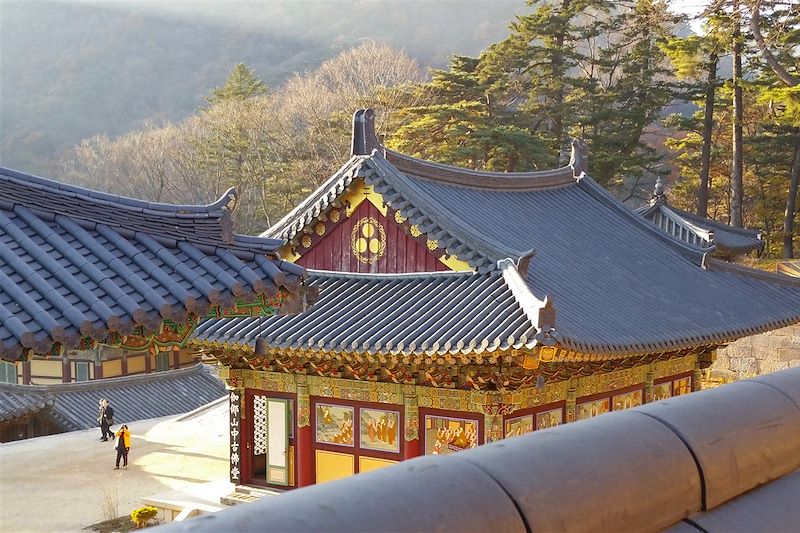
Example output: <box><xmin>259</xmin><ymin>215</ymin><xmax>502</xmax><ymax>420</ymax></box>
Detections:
<box><xmin>22</xmin><ymin>361</ymin><xmax>31</xmax><ymax>385</ymax></box>
<box><xmin>94</xmin><ymin>357</ymin><xmax>103</xmax><ymax>379</ymax></box>
<box><xmin>565</xmin><ymin>386</ymin><xmax>577</xmax><ymax>423</ymax></box>
<box><xmin>144</xmin><ymin>349</ymin><xmax>152</xmax><ymax>373</ymax></box>
<box><xmin>121</xmin><ymin>352</ymin><xmax>128</xmax><ymax>376</ymax></box>
<box><xmin>483</xmin><ymin>412</ymin><xmax>503</xmax><ymax>443</ymax></box>
<box><xmin>296</xmin><ymin>376</ymin><xmax>313</xmax><ymax>487</ymax></box>
<box><xmin>403</xmin><ymin>386</ymin><xmax>421</xmax><ymax>460</ymax></box>
<box><xmin>173</xmin><ymin>347</ymin><xmax>180</xmax><ymax>369</ymax></box>
<box><xmin>644</xmin><ymin>370</ymin><xmax>654</xmax><ymax>403</ymax></box>
<box><xmin>61</xmin><ymin>358</ymin><xmax>71</xmax><ymax>383</ymax></box>
<box><xmin>692</xmin><ymin>365</ymin><xmax>703</xmax><ymax>393</ymax></box>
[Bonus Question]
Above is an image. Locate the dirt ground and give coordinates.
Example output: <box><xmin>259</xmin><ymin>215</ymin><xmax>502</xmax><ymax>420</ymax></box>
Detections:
<box><xmin>0</xmin><ymin>399</ymin><xmax>230</xmax><ymax>533</ymax></box>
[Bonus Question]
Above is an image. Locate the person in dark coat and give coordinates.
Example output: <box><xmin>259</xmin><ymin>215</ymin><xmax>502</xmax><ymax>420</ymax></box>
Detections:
<box><xmin>97</xmin><ymin>399</ymin><xmax>114</xmax><ymax>441</ymax></box>
<box><xmin>114</xmin><ymin>425</ymin><xmax>131</xmax><ymax>470</ymax></box>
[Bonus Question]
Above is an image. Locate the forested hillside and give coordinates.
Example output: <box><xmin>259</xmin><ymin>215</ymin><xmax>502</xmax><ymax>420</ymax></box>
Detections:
<box><xmin>0</xmin><ymin>0</ymin><xmax>524</xmax><ymax>174</ymax></box>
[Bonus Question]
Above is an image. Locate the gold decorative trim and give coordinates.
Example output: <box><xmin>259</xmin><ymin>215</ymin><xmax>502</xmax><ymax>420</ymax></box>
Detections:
<box><xmin>439</xmin><ymin>254</ymin><xmax>473</xmax><ymax>272</ymax></box>
<box><xmin>394</xmin><ymin>211</ymin><xmax>407</xmax><ymax>224</ymax></box>
<box><xmin>343</xmin><ymin>179</ymin><xmax>388</xmax><ymax>217</ymax></box>
<box><xmin>409</xmin><ymin>225</ymin><xmax>422</xmax><ymax>238</ymax></box>
<box><xmin>350</xmin><ymin>217</ymin><xmax>387</xmax><ymax>264</ymax></box>
<box><xmin>426</xmin><ymin>239</ymin><xmax>438</xmax><ymax>251</ymax></box>
<box><xmin>314</xmin><ymin>222</ymin><xmax>326</xmax><ymax>236</ymax></box>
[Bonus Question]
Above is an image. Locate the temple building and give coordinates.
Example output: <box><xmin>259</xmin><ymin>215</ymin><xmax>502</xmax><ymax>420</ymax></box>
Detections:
<box><xmin>636</xmin><ymin>177</ymin><xmax>764</xmax><ymax>259</ymax></box>
<box><xmin>0</xmin><ymin>166</ymin><xmax>309</xmax><ymax>437</ymax></box>
<box><xmin>193</xmin><ymin>109</ymin><xmax>800</xmax><ymax>490</ymax></box>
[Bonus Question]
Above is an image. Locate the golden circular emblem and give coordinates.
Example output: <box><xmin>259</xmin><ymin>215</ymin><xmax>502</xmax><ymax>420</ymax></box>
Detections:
<box><xmin>351</xmin><ymin>217</ymin><xmax>387</xmax><ymax>263</ymax></box>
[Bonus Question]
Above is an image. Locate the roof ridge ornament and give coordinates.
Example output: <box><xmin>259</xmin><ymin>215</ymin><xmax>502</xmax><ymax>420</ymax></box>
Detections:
<box><xmin>515</xmin><ymin>249</ymin><xmax>537</xmax><ymax>279</ymax></box>
<box><xmin>650</xmin><ymin>176</ymin><xmax>667</xmax><ymax>206</ymax></box>
<box><xmin>569</xmin><ymin>138</ymin><xmax>588</xmax><ymax>179</ymax></box>
<box><xmin>351</xmin><ymin>108</ymin><xmax>385</xmax><ymax>157</ymax></box>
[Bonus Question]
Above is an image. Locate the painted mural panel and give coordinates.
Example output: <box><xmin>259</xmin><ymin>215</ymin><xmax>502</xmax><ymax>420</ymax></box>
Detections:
<box><xmin>576</xmin><ymin>398</ymin><xmax>610</xmax><ymax>420</ymax></box>
<box><xmin>612</xmin><ymin>390</ymin><xmax>643</xmax><ymax>411</ymax></box>
<box><xmin>653</xmin><ymin>382</ymin><xmax>672</xmax><ymax>401</ymax></box>
<box><xmin>359</xmin><ymin>408</ymin><xmax>400</xmax><ymax>453</ymax></box>
<box><xmin>505</xmin><ymin>415</ymin><xmax>533</xmax><ymax>438</ymax></box>
<box><xmin>424</xmin><ymin>415</ymin><xmax>478</xmax><ymax>455</ymax></box>
<box><xmin>315</xmin><ymin>404</ymin><xmax>354</xmax><ymax>447</ymax></box>
<box><xmin>673</xmin><ymin>377</ymin><xmax>692</xmax><ymax>396</ymax></box>
<box><xmin>536</xmin><ymin>408</ymin><xmax>563</xmax><ymax>430</ymax></box>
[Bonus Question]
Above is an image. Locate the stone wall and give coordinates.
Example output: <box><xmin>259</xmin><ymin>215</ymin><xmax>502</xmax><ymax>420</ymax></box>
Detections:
<box><xmin>711</xmin><ymin>324</ymin><xmax>800</xmax><ymax>381</ymax></box>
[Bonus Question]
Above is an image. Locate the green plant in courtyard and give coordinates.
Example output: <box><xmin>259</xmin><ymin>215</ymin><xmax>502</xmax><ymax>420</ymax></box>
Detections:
<box><xmin>130</xmin><ymin>506</ymin><xmax>158</xmax><ymax>529</ymax></box>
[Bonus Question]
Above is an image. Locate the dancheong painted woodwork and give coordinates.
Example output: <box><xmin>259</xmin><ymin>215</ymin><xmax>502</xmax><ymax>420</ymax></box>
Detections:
<box><xmin>199</xmin><ymin>108</ymin><xmax>800</xmax><ymax>490</ymax></box>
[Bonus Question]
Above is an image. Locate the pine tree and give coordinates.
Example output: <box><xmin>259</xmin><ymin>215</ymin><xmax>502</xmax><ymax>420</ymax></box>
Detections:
<box><xmin>206</xmin><ymin>63</ymin><xmax>268</xmax><ymax>106</ymax></box>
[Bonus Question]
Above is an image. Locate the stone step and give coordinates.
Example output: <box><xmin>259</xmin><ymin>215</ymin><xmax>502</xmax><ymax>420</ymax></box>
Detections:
<box><xmin>235</xmin><ymin>485</ymin><xmax>281</xmax><ymax>498</ymax></box>
<box><xmin>219</xmin><ymin>491</ymin><xmax>259</xmax><ymax>506</ymax></box>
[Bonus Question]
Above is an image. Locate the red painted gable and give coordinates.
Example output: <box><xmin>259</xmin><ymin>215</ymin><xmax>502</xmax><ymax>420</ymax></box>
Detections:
<box><xmin>296</xmin><ymin>200</ymin><xmax>448</xmax><ymax>273</ymax></box>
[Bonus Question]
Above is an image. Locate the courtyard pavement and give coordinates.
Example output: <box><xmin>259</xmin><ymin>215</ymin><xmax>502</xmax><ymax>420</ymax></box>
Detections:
<box><xmin>0</xmin><ymin>398</ymin><xmax>231</xmax><ymax>533</ymax></box>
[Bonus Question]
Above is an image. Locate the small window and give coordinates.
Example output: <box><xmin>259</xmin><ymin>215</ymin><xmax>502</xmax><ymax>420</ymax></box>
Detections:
<box><xmin>0</xmin><ymin>361</ymin><xmax>17</xmax><ymax>384</ymax></box>
<box><xmin>75</xmin><ymin>361</ymin><xmax>90</xmax><ymax>382</ymax></box>
<box><xmin>155</xmin><ymin>352</ymin><xmax>170</xmax><ymax>372</ymax></box>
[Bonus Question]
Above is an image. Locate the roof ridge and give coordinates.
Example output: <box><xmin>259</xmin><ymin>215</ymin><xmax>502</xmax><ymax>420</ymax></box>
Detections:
<box><xmin>671</xmin><ymin>206</ymin><xmax>764</xmax><ymax>238</ymax></box>
<box><xmin>579</xmin><ymin>177</ymin><xmax>709</xmax><ymax>264</ymax></box>
<box><xmin>307</xmin><ymin>268</ymin><xmax>481</xmax><ymax>280</ymax></box>
<box><xmin>704</xmin><ymin>257</ymin><xmax>800</xmax><ymax>287</ymax></box>
<box><xmin>368</xmin><ymin>154</ymin><xmax>523</xmax><ymax>272</ymax></box>
<box><xmin>659</xmin><ymin>205</ymin><xmax>716</xmax><ymax>243</ymax></box>
<box><xmin>0</xmin><ymin>166</ymin><xmax>236</xmax><ymax>216</ymax></box>
<box><xmin>385</xmin><ymin>149</ymin><xmax>577</xmax><ymax>190</ymax></box>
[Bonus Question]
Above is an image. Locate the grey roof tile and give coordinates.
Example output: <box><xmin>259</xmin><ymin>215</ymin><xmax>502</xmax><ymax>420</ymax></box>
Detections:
<box><xmin>0</xmin><ymin>167</ymin><xmax>307</xmax><ymax>361</ymax></box>
<box><xmin>637</xmin><ymin>202</ymin><xmax>764</xmax><ymax>255</ymax></box>
<box><xmin>255</xmin><ymin>110</ymin><xmax>800</xmax><ymax>357</ymax></box>
<box><xmin>0</xmin><ymin>363</ymin><xmax>226</xmax><ymax>431</ymax></box>
<box><xmin>193</xmin><ymin>265</ymin><xmax>542</xmax><ymax>357</ymax></box>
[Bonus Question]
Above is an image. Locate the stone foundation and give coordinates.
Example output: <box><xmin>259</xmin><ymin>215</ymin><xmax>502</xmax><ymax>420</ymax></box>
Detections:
<box><xmin>711</xmin><ymin>324</ymin><xmax>800</xmax><ymax>381</ymax></box>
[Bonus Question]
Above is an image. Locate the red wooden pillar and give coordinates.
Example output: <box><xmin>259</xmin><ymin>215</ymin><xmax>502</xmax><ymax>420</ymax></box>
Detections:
<box><xmin>296</xmin><ymin>424</ymin><xmax>313</xmax><ymax>487</ymax></box>
<box><xmin>404</xmin><ymin>436</ymin><xmax>421</xmax><ymax>460</ymax></box>
<box><xmin>173</xmin><ymin>347</ymin><xmax>180</xmax><ymax>369</ymax></box>
<box><xmin>94</xmin><ymin>359</ymin><xmax>103</xmax><ymax>379</ymax></box>
<box><xmin>121</xmin><ymin>353</ymin><xmax>128</xmax><ymax>376</ymax></box>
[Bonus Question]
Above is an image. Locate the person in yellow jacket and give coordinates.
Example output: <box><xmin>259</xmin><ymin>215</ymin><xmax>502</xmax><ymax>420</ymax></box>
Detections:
<box><xmin>114</xmin><ymin>425</ymin><xmax>131</xmax><ymax>470</ymax></box>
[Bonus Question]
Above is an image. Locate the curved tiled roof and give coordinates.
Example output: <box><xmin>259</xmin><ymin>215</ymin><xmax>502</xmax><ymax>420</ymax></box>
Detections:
<box><xmin>0</xmin><ymin>386</ymin><xmax>53</xmax><ymax>422</ymax></box>
<box><xmin>0</xmin><ymin>167</ymin><xmax>307</xmax><ymax>362</ymax></box>
<box><xmin>0</xmin><ymin>363</ymin><xmax>226</xmax><ymax>431</ymax></box>
<box><xmin>255</xmin><ymin>109</ymin><xmax>800</xmax><ymax>357</ymax></box>
<box><xmin>192</xmin><ymin>263</ymin><xmax>551</xmax><ymax>357</ymax></box>
<box><xmin>637</xmin><ymin>202</ymin><xmax>764</xmax><ymax>256</ymax></box>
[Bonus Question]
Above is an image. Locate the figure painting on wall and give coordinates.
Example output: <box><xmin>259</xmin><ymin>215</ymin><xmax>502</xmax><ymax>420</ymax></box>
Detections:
<box><xmin>316</xmin><ymin>404</ymin><xmax>354</xmax><ymax>446</ymax></box>
<box><xmin>505</xmin><ymin>415</ymin><xmax>533</xmax><ymax>438</ymax></box>
<box><xmin>653</xmin><ymin>382</ymin><xmax>672</xmax><ymax>401</ymax></box>
<box><xmin>576</xmin><ymin>398</ymin><xmax>610</xmax><ymax>420</ymax></box>
<box><xmin>535</xmin><ymin>408</ymin><xmax>563</xmax><ymax>430</ymax></box>
<box><xmin>673</xmin><ymin>377</ymin><xmax>692</xmax><ymax>396</ymax></box>
<box><xmin>424</xmin><ymin>416</ymin><xmax>478</xmax><ymax>455</ymax></box>
<box><xmin>359</xmin><ymin>408</ymin><xmax>400</xmax><ymax>453</ymax></box>
<box><xmin>612</xmin><ymin>390</ymin><xmax>643</xmax><ymax>412</ymax></box>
